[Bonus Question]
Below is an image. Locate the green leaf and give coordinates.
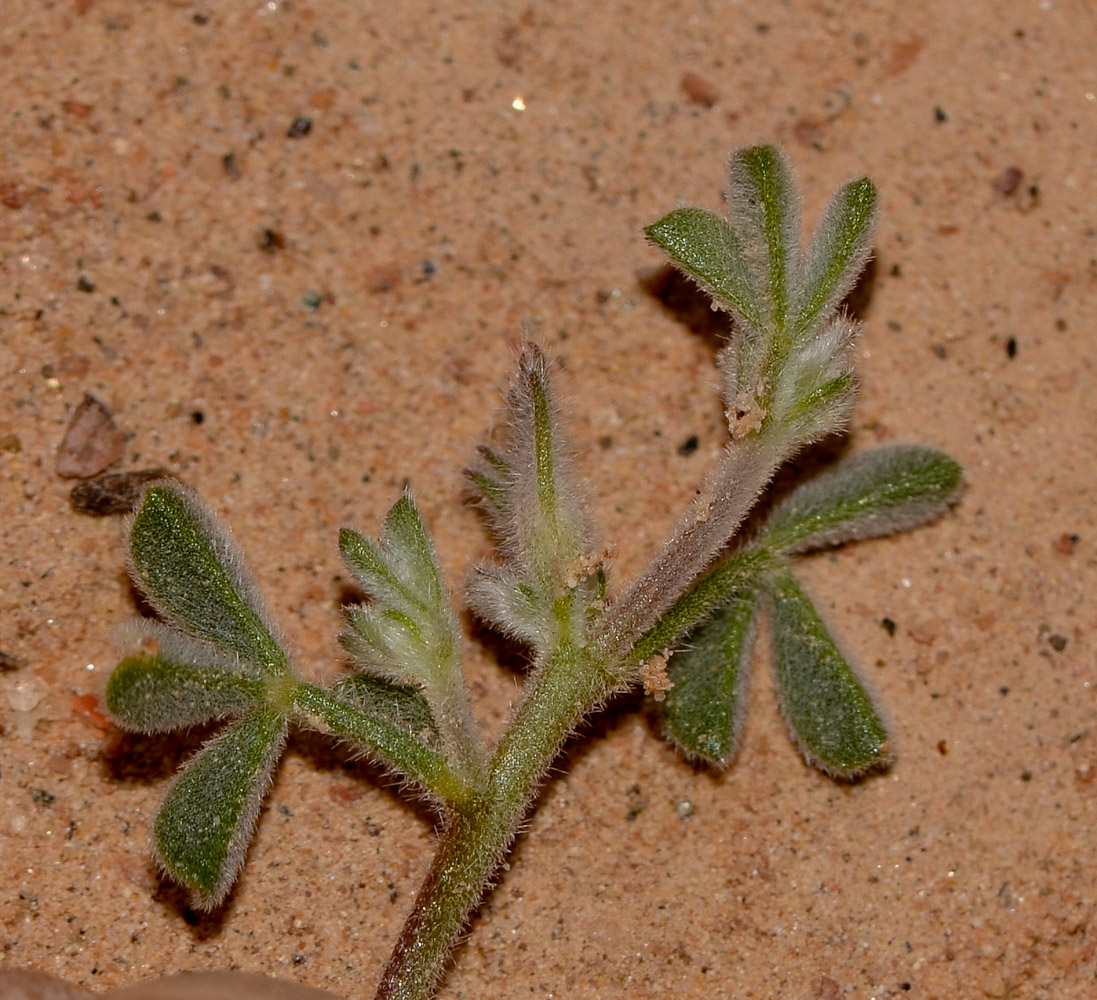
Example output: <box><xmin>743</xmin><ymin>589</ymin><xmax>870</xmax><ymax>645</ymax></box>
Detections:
<box><xmin>382</xmin><ymin>494</ymin><xmax>449</xmax><ymax>607</ymax></box>
<box><xmin>509</xmin><ymin>344</ymin><xmax>591</xmax><ymax>589</ymax></box>
<box><xmin>154</xmin><ymin>706</ymin><xmax>288</xmax><ymax>908</ymax></box>
<box><xmin>466</xmin><ymin>566</ymin><xmax>547</xmax><ymax>648</ymax></box>
<box><xmin>760</xmin><ymin>445</ymin><xmax>964</xmax><ymax>555</ymax></box>
<box><xmin>339</xmin><ymin>493</ymin><xmax>460</xmax><ymax>689</ymax></box>
<box><xmin>767</xmin><ymin>314</ymin><xmax>858</xmax><ymax>446</ymax></box>
<box><xmin>128</xmin><ymin>483</ymin><xmax>288</xmax><ymax>675</ymax></box>
<box><xmin>644</xmin><ymin>207</ymin><xmax>760</xmax><ymax>330</ymax></box>
<box><xmin>332</xmin><ymin>672</ymin><xmax>440</xmax><ymax>749</ymax></box>
<box><xmin>728</xmin><ymin>145</ymin><xmax>800</xmax><ymax>336</ymax></box>
<box><xmin>340</xmin><ymin>494</ymin><xmax>447</xmax><ymax>616</ymax></box>
<box><xmin>792</xmin><ymin>176</ymin><xmax>877</xmax><ymax>340</ymax></box>
<box><xmin>466</xmin><ymin>445</ymin><xmax>511</xmax><ymax>528</ymax></box>
<box><xmin>662</xmin><ymin>586</ymin><xmax>760</xmax><ymax>766</ymax></box>
<box><xmin>340</xmin><ymin>493</ymin><xmax>484</xmax><ymax>783</ymax></box>
<box><xmin>767</xmin><ymin>570</ymin><xmax>891</xmax><ymax>777</ymax></box>
<box><xmin>466</xmin><ymin>345</ymin><xmax>596</xmax><ymax>657</ymax></box>
<box><xmin>107</xmin><ymin>655</ymin><xmax>263</xmax><ymax>732</ymax></box>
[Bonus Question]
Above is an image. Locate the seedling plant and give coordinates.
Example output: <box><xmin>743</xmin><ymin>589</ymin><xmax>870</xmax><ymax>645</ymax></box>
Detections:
<box><xmin>101</xmin><ymin>146</ymin><xmax>961</xmax><ymax>1000</ymax></box>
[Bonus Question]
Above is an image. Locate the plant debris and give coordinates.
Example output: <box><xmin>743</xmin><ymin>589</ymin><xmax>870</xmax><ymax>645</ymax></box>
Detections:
<box><xmin>56</xmin><ymin>392</ymin><xmax>126</xmax><ymax>478</ymax></box>
<box><xmin>70</xmin><ymin>468</ymin><xmax>171</xmax><ymax>516</ymax></box>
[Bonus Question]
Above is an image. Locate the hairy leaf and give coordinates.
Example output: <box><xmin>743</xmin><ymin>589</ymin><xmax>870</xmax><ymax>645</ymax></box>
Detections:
<box><xmin>339</xmin><ymin>493</ymin><xmax>460</xmax><ymax>689</ymax></box>
<box><xmin>332</xmin><ymin>672</ymin><xmax>440</xmax><ymax>748</ymax></box>
<box><xmin>767</xmin><ymin>570</ymin><xmax>891</xmax><ymax>777</ymax></box>
<box><xmin>792</xmin><ymin>176</ymin><xmax>877</xmax><ymax>339</ymax></box>
<box><xmin>466</xmin><ymin>566</ymin><xmax>547</xmax><ymax>648</ymax></box>
<box><xmin>728</xmin><ymin>145</ymin><xmax>801</xmax><ymax>337</ymax></box>
<box><xmin>292</xmin><ymin>682</ymin><xmax>473</xmax><ymax>802</ymax></box>
<box><xmin>154</xmin><ymin>706</ymin><xmax>288</xmax><ymax>908</ymax></box>
<box><xmin>340</xmin><ymin>492</ymin><xmax>483</xmax><ymax>780</ymax></box>
<box><xmin>662</xmin><ymin>586</ymin><xmax>760</xmax><ymax>766</ymax></box>
<box><xmin>644</xmin><ymin>207</ymin><xmax>759</xmax><ymax>330</ymax></box>
<box><xmin>128</xmin><ymin>483</ymin><xmax>287</xmax><ymax>674</ymax></box>
<box><xmin>107</xmin><ymin>655</ymin><xmax>263</xmax><ymax>732</ymax></box>
<box><xmin>466</xmin><ymin>345</ymin><xmax>596</xmax><ymax>656</ymax></box>
<box><xmin>761</xmin><ymin>445</ymin><xmax>963</xmax><ymax>555</ymax></box>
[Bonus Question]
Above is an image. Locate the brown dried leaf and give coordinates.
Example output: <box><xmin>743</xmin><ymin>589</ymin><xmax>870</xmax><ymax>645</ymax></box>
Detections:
<box><xmin>56</xmin><ymin>393</ymin><xmax>125</xmax><ymax>478</ymax></box>
<box><xmin>70</xmin><ymin>468</ymin><xmax>169</xmax><ymax>515</ymax></box>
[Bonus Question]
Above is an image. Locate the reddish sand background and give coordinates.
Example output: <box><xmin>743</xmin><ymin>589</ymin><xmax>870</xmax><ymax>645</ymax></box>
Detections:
<box><xmin>2</xmin><ymin>2</ymin><xmax>1095</xmax><ymax>998</ymax></box>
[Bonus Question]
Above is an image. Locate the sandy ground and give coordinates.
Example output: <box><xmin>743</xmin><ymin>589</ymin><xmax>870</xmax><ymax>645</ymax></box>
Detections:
<box><xmin>2</xmin><ymin>1</ymin><xmax>1096</xmax><ymax>998</ymax></box>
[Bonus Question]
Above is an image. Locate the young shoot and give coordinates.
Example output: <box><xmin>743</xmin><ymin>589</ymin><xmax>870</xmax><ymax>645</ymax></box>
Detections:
<box><xmin>36</xmin><ymin>145</ymin><xmax>961</xmax><ymax>1000</ymax></box>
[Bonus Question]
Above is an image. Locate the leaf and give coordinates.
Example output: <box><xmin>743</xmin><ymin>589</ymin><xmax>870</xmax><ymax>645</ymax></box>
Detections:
<box><xmin>661</xmin><ymin>586</ymin><xmax>760</xmax><ymax>767</ymax></box>
<box><xmin>727</xmin><ymin>144</ymin><xmax>801</xmax><ymax>336</ymax></box>
<box><xmin>768</xmin><ymin>315</ymin><xmax>858</xmax><ymax>444</ymax></box>
<box><xmin>154</xmin><ymin>706</ymin><xmax>288</xmax><ymax>908</ymax></box>
<box><xmin>792</xmin><ymin>175</ymin><xmax>877</xmax><ymax>339</ymax></box>
<box><xmin>340</xmin><ymin>494</ymin><xmax>448</xmax><ymax>616</ymax></box>
<box><xmin>339</xmin><ymin>493</ymin><xmax>460</xmax><ymax>689</ymax></box>
<box><xmin>340</xmin><ymin>493</ymin><xmax>484</xmax><ymax>781</ymax></box>
<box><xmin>500</xmin><ymin>344</ymin><xmax>591</xmax><ymax>588</ymax></box>
<box><xmin>128</xmin><ymin>482</ymin><xmax>288</xmax><ymax>674</ymax></box>
<box><xmin>331</xmin><ymin>672</ymin><xmax>440</xmax><ymax>749</ymax></box>
<box><xmin>465</xmin><ymin>566</ymin><xmax>547</xmax><ymax>648</ymax></box>
<box><xmin>466</xmin><ymin>345</ymin><xmax>597</xmax><ymax>657</ymax></box>
<box><xmin>644</xmin><ymin>207</ymin><xmax>760</xmax><ymax>330</ymax></box>
<box><xmin>107</xmin><ymin>655</ymin><xmax>263</xmax><ymax>732</ymax></box>
<box><xmin>760</xmin><ymin>445</ymin><xmax>964</xmax><ymax>556</ymax></box>
<box><xmin>292</xmin><ymin>681</ymin><xmax>473</xmax><ymax>803</ymax></box>
<box><xmin>767</xmin><ymin>570</ymin><xmax>891</xmax><ymax>777</ymax></box>
<box><xmin>466</xmin><ymin>446</ymin><xmax>511</xmax><ymax>529</ymax></box>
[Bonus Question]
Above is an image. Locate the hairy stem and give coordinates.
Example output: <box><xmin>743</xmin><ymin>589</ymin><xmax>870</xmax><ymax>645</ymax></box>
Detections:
<box><xmin>600</xmin><ymin>432</ymin><xmax>785</xmax><ymax>657</ymax></box>
<box><xmin>292</xmin><ymin>683</ymin><xmax>475</xmax><ymax>805</ymax></box>
<box><xmin>374</xmin><ymin>641</ymin><xmax>615</xmax><ymax>1000</ymax></box>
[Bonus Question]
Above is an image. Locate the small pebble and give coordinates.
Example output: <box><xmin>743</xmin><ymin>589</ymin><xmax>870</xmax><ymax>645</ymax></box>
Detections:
<box><xmin>287</xmin><ymin>116</ymin><xmax>313</xmax><ymax>138</ymax></box>
<box><xmin>680</xmin><ymin>71</ymin><xmax>720</xmax><ymax>107</ymax></box>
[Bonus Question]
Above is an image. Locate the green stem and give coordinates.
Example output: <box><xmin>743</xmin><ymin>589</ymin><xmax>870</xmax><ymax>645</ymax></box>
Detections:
<box><xmin>373</xmin><ymin>643</ymin><xmax>613</xmax><ymax>1000</ymax></box>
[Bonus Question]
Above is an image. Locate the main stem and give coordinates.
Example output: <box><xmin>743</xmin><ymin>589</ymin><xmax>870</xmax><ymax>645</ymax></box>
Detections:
<box><xmin>373</xmin><ymin>643</ymin><xmax>614</xmax><ymax>1000</ymax></box>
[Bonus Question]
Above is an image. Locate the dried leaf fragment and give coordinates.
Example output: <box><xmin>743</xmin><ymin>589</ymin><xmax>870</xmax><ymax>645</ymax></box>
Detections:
<box><xmin>56</xmin><ymin>392</ymin><xmax>125</xmax><ymax>478</ymax></box>
<box><xmin>70</xmin><ymin>468</ymin><xmax>169</xmax><ymax>515</ymax></box>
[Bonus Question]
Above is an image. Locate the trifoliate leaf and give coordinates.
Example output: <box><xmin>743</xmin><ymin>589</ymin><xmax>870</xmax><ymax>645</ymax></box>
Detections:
<box><xmin>339</xmin><ymin>493</ymin><xmax>460</xmax><ymax>688</ymax></box>
<box><xmin>661</xmin><ymin>585</ymin><xmax>760</xmax><ymax>767</ymax></box>
<box><xmin>767</xmin><ymin>570</ymin><xmax>891</xmax><ymax>777</ymax></box>
<box><xmin>128</xmin><ymin>483</ymin><xmax>288</xmax><ymax>674</ymax></box>
<box><xmin>340</xmin><ymin>493</ymin><xmax>484</xmax><ymax>782</ymax></box>
<box><xmin>154</xmin><ymin>706</ymin><xmax>288</xmax><ymax>908</ymax></box>
<box><xmin>760</xmin><ymin>445</ymin><xmax>964</xmax><ymax>555</ymax></box>
<box><xmin>466</xmin><ymin>345</ymin><xmax>598</xmax><ymax>658</ymax></box>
